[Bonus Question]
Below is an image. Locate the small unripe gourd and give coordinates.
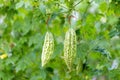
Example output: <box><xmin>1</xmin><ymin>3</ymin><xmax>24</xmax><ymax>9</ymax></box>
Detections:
<box><xmin>64</xmin><ymin>28</ymin><xmax>77</xmax><ymax>70</ymax></box>
<box><xmin>41</xmin><ymin>31</ymin><xmax>54</xmax><ymax>67</ymax></box>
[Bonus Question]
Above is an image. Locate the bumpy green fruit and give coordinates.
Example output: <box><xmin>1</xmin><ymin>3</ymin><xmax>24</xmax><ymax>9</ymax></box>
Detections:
<box><xmin>41</xmin><ymin>31</ymin><xmax>54</xmax><ymax>67</ymax></box>
<box><xmin>64</xmin><ymin>28</ymin><xmax>77</xmax><ymax>70</ymax></box>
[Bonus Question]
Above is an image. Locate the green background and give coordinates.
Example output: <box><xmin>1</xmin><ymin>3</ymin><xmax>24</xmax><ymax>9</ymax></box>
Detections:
<box><xmin>0</xmin><ymin>0</ymin><xmax>120</xmax><ymax>80</ymax></box>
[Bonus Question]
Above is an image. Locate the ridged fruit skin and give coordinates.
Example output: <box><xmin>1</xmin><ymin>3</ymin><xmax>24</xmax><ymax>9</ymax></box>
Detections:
<box><xmin>64</xmin><ymin>28</ymin><xmax>77</xmax><ymax>70</ymax></box>
<box><xmin>41</xmin><ymin>31</ymin><xmax>54</xmax><ymax>67</ymax></box>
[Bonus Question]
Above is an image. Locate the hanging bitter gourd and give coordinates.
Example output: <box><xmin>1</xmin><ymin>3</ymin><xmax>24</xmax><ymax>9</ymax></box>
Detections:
<box><xmin>41</xmin><ymin>31</ymin><xmax>54</xmax><ymax>67</ymax></box>
<box><xmin>64</xmin><ymin>28</ymin><xmax>77</xmax><ymax>70</ymax></box>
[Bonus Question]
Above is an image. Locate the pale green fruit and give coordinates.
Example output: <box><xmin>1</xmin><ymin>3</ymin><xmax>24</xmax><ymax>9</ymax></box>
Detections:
<box><xmin>41</xmin><ymin>31</ymin><xmax>54</xmax><ymax>67</ymax></box>
<box><xmin>64</xmin><ymin>28</ymin><xmax>77</xmax><ymax>70</ymax></box>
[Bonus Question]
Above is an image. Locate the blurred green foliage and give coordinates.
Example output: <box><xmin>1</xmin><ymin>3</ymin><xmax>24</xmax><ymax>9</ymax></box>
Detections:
<box><xmin>0</xmin><ymin>0</ymin><xmax>120</xmax><ymax>80</ymax></box>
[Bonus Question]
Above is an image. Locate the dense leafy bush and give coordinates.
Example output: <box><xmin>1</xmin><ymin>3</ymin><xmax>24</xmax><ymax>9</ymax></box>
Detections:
<box><xmin>0</xmin><ymin>0</ymin><xmax>120</xmax><ymax>80</ymax></box>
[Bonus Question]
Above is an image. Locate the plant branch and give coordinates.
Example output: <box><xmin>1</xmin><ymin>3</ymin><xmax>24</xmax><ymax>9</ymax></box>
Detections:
<box><xmin>46</xmin><ymin>14</ymin><xmax>51</xmax><ymax>31</ymax></box>
<box><xmin>56</xmin><ymin>2</ymin><xmax>68</xmax><ymax>10</ymax></box>
<box><xmin>73</xmin><ymin>0</ymin><xmax>83</xmax><ymax>7</ymax></box>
